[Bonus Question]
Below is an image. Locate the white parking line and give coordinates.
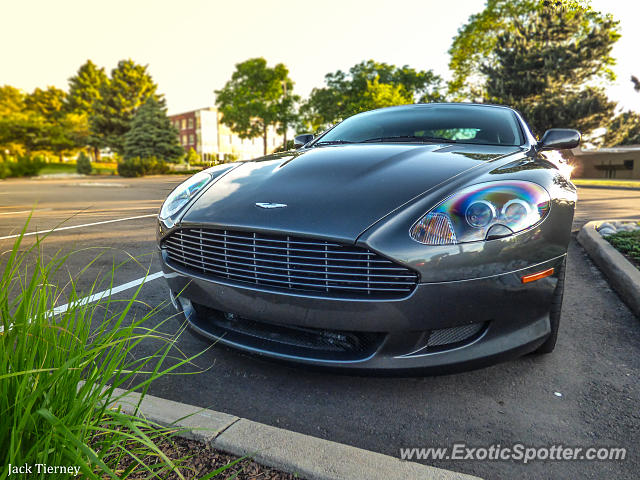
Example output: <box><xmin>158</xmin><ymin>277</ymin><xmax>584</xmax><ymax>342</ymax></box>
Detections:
<box><xmin>0</xmin><ymin>271</ymin><xmax>165</xmax><ymax>333</ymax></box>
<box><xmin>0</xmin><ymin>213</ymin><xmax>157</xmax><ymax>240</ymax></box>
<box><xmin>0</xmin><ymin>208</ymin><xmax>51</xmax><ymax>216</ymax></box>
<box><xmin>51</xmin><ymin>271</ymin><xmax>165</xmax><ymax>316</ymax></box>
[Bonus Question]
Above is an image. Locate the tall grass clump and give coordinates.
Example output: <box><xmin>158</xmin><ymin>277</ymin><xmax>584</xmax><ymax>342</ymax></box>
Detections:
<box><xmin>0</xmin><ymin>218</ymin><xmax>230</xmax><ymax>479</ymax></box>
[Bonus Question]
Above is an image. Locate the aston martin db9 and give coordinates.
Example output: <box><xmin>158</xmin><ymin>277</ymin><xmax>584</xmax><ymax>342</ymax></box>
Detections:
<box><xmin>157</xmin><ymin>103</ymin><xmax>579</xmax><ymax>373</ymax></box>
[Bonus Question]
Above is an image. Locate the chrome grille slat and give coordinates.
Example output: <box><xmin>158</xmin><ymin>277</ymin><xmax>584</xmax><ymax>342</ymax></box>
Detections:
<box><xmin>166</xmin><ymin>238</ymin><xmax>393</xmax><ymax>264</ymax></box>
<box><xmin>165</xmin><ymin>247</ymin><xmax>416</xmax><ymax>284</ymax></box>
<box><xmin>176</xmin><ymin>231</ymin><xmax>375</xmax><ymax>256</ymax></box>
<box><xmin>164</xmin><ymin>228</ymin><xmax>418</xmax><ymax>298</ymax></box>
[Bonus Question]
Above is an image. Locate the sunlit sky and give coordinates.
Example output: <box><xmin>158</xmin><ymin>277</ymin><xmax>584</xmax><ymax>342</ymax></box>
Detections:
<box><xmin>1</xmin><ymin>0</ymin><xmax>639</xmax><ymax>115</ymax></box>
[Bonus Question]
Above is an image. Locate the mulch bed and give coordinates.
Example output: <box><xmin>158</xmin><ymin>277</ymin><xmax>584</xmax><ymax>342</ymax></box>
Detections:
<box><xmin>117</xmin><ymin>434</ymin><xmax>303</xmax><ymax>479</ymax></box>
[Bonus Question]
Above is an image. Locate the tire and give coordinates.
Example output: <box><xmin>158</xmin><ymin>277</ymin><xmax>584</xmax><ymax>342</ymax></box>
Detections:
<box><xmin>534</xmin><ymin>258</ymin><xmax>566</xmax><ymax>354</ymax></box>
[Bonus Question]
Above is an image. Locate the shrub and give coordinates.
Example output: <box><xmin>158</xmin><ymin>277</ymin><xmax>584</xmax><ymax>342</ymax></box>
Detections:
<box><xmin>76</xmin><ymin>151</ymin><xmax>92</xmax><ymax>175</ymax></box>
<box><xmin>117</xmin><ymin>156</ymin><xmax>169</xmax><ymax>177</ymax></box>
<box><xmin>0</xmin><ymin>154</ymin><xmax>46</xmax><ymax>178</ymax></box>
<box><xmin>0</xmin><ymin>161</ymin><xmax>10</xmax><ymax>179</ymax></box>
<box><xmin>606</xmin><ymin>229</ymin><xmax>640</xmax><ymax>267</ymax></box>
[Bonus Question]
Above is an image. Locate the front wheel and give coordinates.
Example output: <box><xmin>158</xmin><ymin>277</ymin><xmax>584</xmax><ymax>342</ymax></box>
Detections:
<box><xmin>534</xmin><ymin>258</ymin><xmax>566</xmax><ymax>354</ymax></box>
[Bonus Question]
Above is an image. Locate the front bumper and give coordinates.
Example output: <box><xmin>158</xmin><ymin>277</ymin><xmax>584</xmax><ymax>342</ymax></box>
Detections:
<box><xmin>160</xmin><ymin>249</ymin><xmax>565</xmax><ymax>374</ymax></box>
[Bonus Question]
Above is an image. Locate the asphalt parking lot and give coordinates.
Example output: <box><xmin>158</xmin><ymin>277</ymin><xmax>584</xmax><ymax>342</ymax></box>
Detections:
<box><xmin>1</xmin><ymin>176</ymin><xmax>639</xmax><ymax>479</ymax></box>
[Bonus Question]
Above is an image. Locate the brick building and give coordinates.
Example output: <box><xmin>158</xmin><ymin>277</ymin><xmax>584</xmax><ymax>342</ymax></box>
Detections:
<box><xmin>169</xmin><ymin>107</ymin><xmax>281</xmax><ymax>162</ymax></box>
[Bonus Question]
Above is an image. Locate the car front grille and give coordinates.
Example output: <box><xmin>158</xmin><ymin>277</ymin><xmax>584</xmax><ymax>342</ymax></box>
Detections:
<box><xmin>163</xmin><ymin>227</ymin><xmax>418</xmax><ymax>298</ymax></box>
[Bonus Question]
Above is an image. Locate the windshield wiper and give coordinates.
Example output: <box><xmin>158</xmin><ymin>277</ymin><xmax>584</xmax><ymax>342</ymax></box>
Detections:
<box><xmin>360</xmin><ymin>135</ymin><xmax>458</xmax><ymax>144</ymax></box>
<box><xmin>313</xmin><ymin>140</ymin><xmax>355</xmax><ymax>146</ymax></box>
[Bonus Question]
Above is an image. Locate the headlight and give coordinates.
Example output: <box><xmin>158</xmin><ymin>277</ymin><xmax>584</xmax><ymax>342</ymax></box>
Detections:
<box><xmin>409</xmin><ymin>180</ymin><xmax>551</xmax><ymax>245</ymax></box>
<box><xmin>159</xmin><ymin>171</ymin><xmax>213</xmax><ymax>220</ymax></box>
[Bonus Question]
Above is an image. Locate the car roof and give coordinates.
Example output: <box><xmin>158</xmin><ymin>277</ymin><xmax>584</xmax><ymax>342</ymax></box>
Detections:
<box><xmin>367</xmin><ymin>102</ymin><xmax>516</xmax><ymax>113</ymax></box>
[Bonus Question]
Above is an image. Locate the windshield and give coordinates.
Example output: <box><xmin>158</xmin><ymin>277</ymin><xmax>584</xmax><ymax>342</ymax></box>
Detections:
<box><xmin>315</xmin><ymin>105</ymin><xmax>524</xmax><ymax>147</ymax></box>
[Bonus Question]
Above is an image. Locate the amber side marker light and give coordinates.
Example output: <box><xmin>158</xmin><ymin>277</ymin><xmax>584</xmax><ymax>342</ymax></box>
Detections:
<box><xmin>521</xmin><ymin>267</ymin><xmax>554</xmax><ymax>284</ymax></box>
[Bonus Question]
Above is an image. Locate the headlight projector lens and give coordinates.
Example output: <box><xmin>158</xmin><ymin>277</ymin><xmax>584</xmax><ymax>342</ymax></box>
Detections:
<box><xmin>502</xmin><ymin>199</ymin><xmax>530</xmax><ymax>225</ymax></box>
<box><xmin>465</xmin><ymin>200</ymin><xmax>496</xmax><ymax>228</ymax></box>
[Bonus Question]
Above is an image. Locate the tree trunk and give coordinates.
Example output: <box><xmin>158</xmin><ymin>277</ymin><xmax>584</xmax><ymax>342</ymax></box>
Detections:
<box><xmin>93</xmin><ymin>146</ymin><xmax>101</xmax><ymax>162</ymax></box>
<box><xmin>263</xmin><ymin>125</ymin><xmax>268</xmax><ymax>155</ymax></box>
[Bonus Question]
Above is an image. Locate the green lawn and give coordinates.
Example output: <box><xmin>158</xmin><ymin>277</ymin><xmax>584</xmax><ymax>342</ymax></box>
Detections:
<box><xmin>37</xmin><ymin>161</ymin><xmax>117</xmax><ymax>176</ymax></box>
<box><xmin>38</xmin><ymin>162</ymin><xmax>78</xmax><ymax>175</ymax></box>
<box><xmin>573</xmin><ymin>178</ymin><xmax>640</xmax><ymax>189</ymax></box>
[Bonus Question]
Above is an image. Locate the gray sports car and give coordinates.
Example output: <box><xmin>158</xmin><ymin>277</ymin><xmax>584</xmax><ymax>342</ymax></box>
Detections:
<box><xmin>157</xmin><ymin>103</ymin><xmax>579</xmax><ymax>374</ymax></box>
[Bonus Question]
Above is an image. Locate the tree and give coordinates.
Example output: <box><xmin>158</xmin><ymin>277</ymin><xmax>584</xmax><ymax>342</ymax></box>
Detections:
<box><xmin>448</xmin><ymin>0</ymin><xmax>618</xmax><ymax>100</ymax></box>
<box><xmin>122</xmin><ymin>97</ymin><xmax>183</xmax><ymax>162</ymax></box>
<box><xmin>91</xmin><ymin>59</ymin><xmax>158</xmax><ymax>154</ymax></box>
<box><xmin>604</xmin><ymin>77</ymin><xmax>640</xmax><ymax>146</ymax></box>
<box><xmin>185</xmin><ymin>147</ymin><xmax>200</xmax><ymax>164</ymax></box>
<box><xmin>0</xmin><ymin>86</ymin><xmax>28</xmax><ymax>156</ymax></box>
<box><xmin>25</xmin><ymin>86</ymin><xmax>67</xmax><ymax>121</ymax></box>
<box><xmin>299</xmin><ymin>60</ymin><xmax>443</xmax><ymax>131</ymax></box>
<box><xmin>215</xmin><ymin>58</ymin><xmax>298</xmax><ymax>155</ymax></box>
<box><xmin>603</xmin><ymin>112</ymin><xmax>640</xmax><ymax>146</ymax></box>
<box><xmin>0</xmin><ymin>85</ymin><xmax>25</xmax><ymax>116</ymax></box>
<box><xmin>67</xmin><ymin>60</ymin><xmax>108</xmax><ymax>160</ymax></box>
<box><xmin>480</xmin><ymin>4</ymin><xmax>619</xmax><ymax>137</ymax></box>
<box><xmin>76</xmin><ymin>151</ymin><xmax>92</xmax><ymax>174</ymax></box>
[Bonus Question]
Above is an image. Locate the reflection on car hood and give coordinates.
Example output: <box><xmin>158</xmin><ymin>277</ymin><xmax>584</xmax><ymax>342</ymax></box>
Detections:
<box><xmin>183</xmin><ymin>143</ymin><xmax>522</xmax><ymax>241</ymax></box>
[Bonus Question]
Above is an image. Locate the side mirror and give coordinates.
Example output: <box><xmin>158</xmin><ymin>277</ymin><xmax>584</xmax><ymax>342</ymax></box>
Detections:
<box><xmin>293</xmin><ymin>133</ymin><xmax>314</xmax><ymax>149</ymax></box>
<box><xmin>538</xmin><ymin>129</ymin><xmax>581</xmax><ymax>151</ymax></box>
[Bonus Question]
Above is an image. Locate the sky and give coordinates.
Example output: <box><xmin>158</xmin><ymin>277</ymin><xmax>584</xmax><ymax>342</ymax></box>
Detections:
<box><xmin>1</xmin><ymin>0</ymin><xmax>639</xmax><ymax>115</ymax></box>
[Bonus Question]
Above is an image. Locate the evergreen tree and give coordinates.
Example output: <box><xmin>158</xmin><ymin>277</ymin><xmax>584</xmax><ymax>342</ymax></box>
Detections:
<box><xmin>91</xmin><ymin>59</ymin><xmax>158</xmax><ymax>154</ymax></box>
<box><xmin>67</xmin><ymin>60</ymin><xmax>108</xmax><ymax>160</ymax></box>
<box><xmin>122</xmin><ymin>97</ymin><xmax>183</xmax><ymax>162</ymax></box>
<box><xmin>481</xmin><ymin>5</ymin><xmax>618</xmax><ymax>137</ymax></box>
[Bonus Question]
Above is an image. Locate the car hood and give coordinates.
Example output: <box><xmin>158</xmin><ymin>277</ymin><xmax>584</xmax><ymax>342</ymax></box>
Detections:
<box><xmin>182</xmin><ymin>143</ymin><xmax>523</xmax><ymax>242</ymax></box>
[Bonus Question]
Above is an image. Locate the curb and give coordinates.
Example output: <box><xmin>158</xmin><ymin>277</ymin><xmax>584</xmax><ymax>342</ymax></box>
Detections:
<box><xmin>577</xmin><ymin>220</ymin><xmax>640</xmax><ymax>318</ymax></box>
<box><xmin>110</xmin><ymin>388</ymin><xmax>481</xmax><ymax>480</ymax></box>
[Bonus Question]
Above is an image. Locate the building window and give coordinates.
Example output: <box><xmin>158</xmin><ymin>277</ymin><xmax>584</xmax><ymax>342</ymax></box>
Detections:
<box><xmin>188</xmin><ymin>118</ymin><xmax>193</xmax><ymax>129</ymax></box>
<box><xmin>181</xmin><ymin>134</ymin><xmax>187</xmax><ymax>145</ymax></box>
<box><xmin>181</xmin><ymin>119</ymin><xmax>186</xmax><ymax>129</ymax></box>
<box><xmin>624</xmin><ymin>159</ymin><xmax>634</xmax><ymax>170</ymax></box>
<box><xmin>189</xmin><ymin>134</ymin><xmax>194</xmax><ymax>145</ymax></box>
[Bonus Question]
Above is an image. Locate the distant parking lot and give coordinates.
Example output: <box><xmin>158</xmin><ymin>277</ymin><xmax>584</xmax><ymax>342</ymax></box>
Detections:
<box><xmin>1</xmin><ymin>176</ymin><xmax>638</xmax><ymax>479</ymax></box>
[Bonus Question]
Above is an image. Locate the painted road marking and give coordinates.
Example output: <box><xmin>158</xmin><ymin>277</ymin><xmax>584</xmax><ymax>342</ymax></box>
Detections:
<box><xmin>0</xmin><ymin>213</ymin><xmax>157</xmax><ymax>240</ymax></box>
<box><xmin>0</xmin><ymin>209</ymin><xmax>51</xmax><ymax>216</ymax></box>
<box><xmin>0</xmin><ymin>271</ymin><xmax>165</xmax><ymax>333</ymax></box>
<box><xmin>50</xmin><ymin>271</ymin><xmax>165</xmax><ymax>316</ymax></box>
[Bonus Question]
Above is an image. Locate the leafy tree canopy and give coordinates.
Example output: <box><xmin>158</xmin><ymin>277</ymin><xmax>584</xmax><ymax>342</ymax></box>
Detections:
<box><xmin>215</xmin><ymin>57</ymin><xmax>298</xmax><ymax>155</ymax></box>
<box><xmin>0</xmin><ymin>85</ymin><xmax>26</xmax><ymax>116</ymax></box>
<box><xmin>122</xmin><ymin>97</ymin><xmax>183</xmax><ymax>162</ymax></box>
<box><xmin>603</xmin><ymin>112</ymin><xmax>640</xmax><ymax>146</ymax></box>
<box><xmin>25</xmin><ymin>86</ymin><xmax>67</xmax><ymax>121</ymax></box>
<box><xmin>480</xmin><ymin>3</ymin><xmax>619</xmax><ymax>137</ymax></box>
<box><xmin>604</xmin><ymin>77</ymin><xmax>640</xmax><ymax>146</ymax></box>
<box><xmin>299</xmin><ymin>60</ymin><xmax>442</xmax><ymax>132</ymax></box>
<box><xmin>449</xmin><ymin>0</ymin><xmax>619</xmax><ymax>100</ymax></box>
